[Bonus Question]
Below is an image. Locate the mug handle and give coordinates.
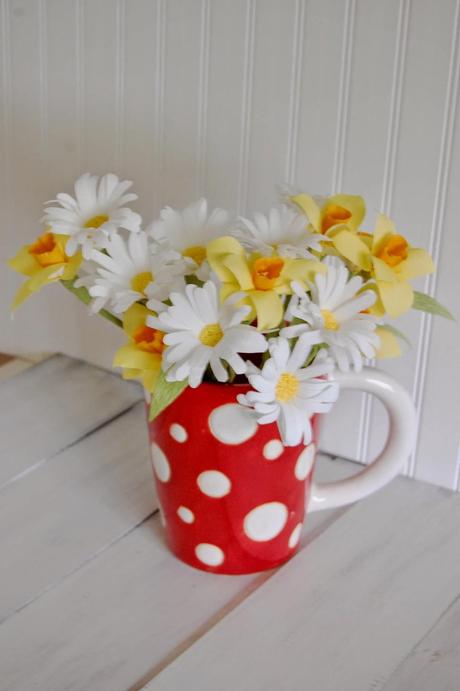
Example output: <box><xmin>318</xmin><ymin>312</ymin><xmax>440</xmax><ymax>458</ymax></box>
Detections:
<box><xmin>308</xmin><ymin>367</ymin><xmax>417</xmax><ymax>512</ymax></box>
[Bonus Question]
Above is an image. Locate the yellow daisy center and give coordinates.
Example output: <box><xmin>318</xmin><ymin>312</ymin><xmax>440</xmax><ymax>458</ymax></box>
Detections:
<box><xmin>252</xmin><ymin>257</ymin><xmax>285</xmax><ymax>290</ymax></box>
<box><xmin>131</xmin><ymin>271</ymin><xmax>153</xmax><ymax>294</ymax></box>
<box><xmin>133</xmin><ymin>325</ymin><xmax>165</xmax><ymax>354</ymax></box>
<box><xmin>275</xmin><ymin>372</ymin><xmax>300</xmax><ymax>402</ymax></box>
<box><xmin>199</xmin><ymin>323</ymin><xmax>223</xmax><ymax>347</ymax></box>
<box><xmin>183</xmin><ymin>245</ymin><xmax>207</xmax><ymax>266</ymax></box>
<box><xmin>321</xmin><ymin>204</ymin><xmax>352</xmax><ymax>234</ymax></box>
<box><xmin>84</xmin><ymin>214</ymin><xmax>109</xmax><ymax>229</ymax></box>
<box><xmin>377</xmin><ymin>234</ymin><xmax>408</xmax><ymax>268</ymax></box>
<box><xmin>321</xmin><ymin>309</ymin><xmax>339</xmax><ymax>330</ymax></box>
<box><xmin>28</xmin><ymin>232</ymin><xmax>67</xmax><ymax>267</ymax></box>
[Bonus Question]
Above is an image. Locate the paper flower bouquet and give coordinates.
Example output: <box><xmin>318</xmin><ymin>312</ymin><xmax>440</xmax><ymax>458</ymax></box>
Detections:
<box><xmin>8</xmin><ymin>173</ymin><xmax>452</xmax><ymax>574</ymax></box>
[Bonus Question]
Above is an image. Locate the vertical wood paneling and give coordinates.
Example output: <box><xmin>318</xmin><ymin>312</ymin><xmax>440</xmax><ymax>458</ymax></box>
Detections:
<box><xmin>296</xmin><ymin>0</ymin><xmax>344</xmax><ymax>191</ymax></box>
<box><xmin>204</xmin><ymin>1</ymin><xmax>246</xmax><ymax>210</ymax></box>
<box><xmin>284</xmin><ymin>0</ymin><xmax>305</xmax><ymax>185</ymax></box>
<box><xmin>415</xmin><ymin>8</ymin><xmax>460</xmax><ymax>487</ymax></box>
<box><xmin>195</xmin><ymin>0</ymin><xmax>210</xmax><ymax>197</ymax></box>
<box><xmin>331</xmin><ymin>0</ymin><xmax>355</xmax><ymax>194</ymax></box>
<box><xmin>236</xmin><ymin>0</ymin><xmax>256</xmax><ymax>214</ymax></box>
<box><xmin>161</xmin><ymin>0</ymin><xmax>202</xmax><ymax>208</ymax></box>
<box><xmin>1</xmin><ymin>0</ymin><xmax>459</xmax><ymax>489</ymax></box>
<box><xmin>245</xmin><ymin>0</ymin><xmax>300</xmax><ymax>212</ymax></box>
<box><xmin>410</xmin><ymin>0</ymin><xmax>460</xmax><ymax>480</ymax></box>
<box><xmin>364</xmin><ymin>0</ymin><xmax>458</xmax><ymax>480</ymax></box>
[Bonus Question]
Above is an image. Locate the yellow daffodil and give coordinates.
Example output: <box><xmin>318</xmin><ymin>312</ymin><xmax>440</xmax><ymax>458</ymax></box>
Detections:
<box><xmin>8</xmin><ymin>231</ymin><xmax>82</xmax><ymax>309</ymax></box>
<box><xmin>207</xmin><ymin>236</ymin><xmax>325</xmax><ymax>330</ymax></box>
<box><xmin>290</xmin><ymin>192</ymin><xmax>366</xmax><ymax>235</ymax></box>
<box><xmin>113</xmin><ymin>303</ymin><xmax>165</xmax><ymax>392</ymax></box>
<box><xmin>330</xmin><ymin>214</ymin><xmax>434</xmax><ymax>317</ymax></box>
<box><xmin>375</xmin><ymin>327</ymin><xmax>401</xmax><ymax>358</ymax></box>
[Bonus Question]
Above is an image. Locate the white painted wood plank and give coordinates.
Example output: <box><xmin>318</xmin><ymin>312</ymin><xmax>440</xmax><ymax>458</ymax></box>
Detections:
<box><xmin>0</xmin><ymin>454</ymin><xmax>352</xmax><ymax>691</ymax></box>
<box><xmin>381</xmin><ymin>595</ymin><xmax>460</xmax><ymax>691</ymax></box>
<box><xmin>0</xmin><ymin>401</ymin><xmax>154</xmax><ymax>623</ymax></box>
<box><xmin>141</xmin><ymin>479</ymin><xmax>460</xmax><ymax>691</ymax></box>
<box><xmin>0</xmin><ymin>357</ymin><xmax>34</xmax><ymax>382</ymax></box>
<box><xmin>205</xmin><ymin>0</ymin><xmax>247</xmax><ymax>210</ymax></box>
<box><xmin>296</xmin><ymin>0</ymin><xmax>345</xmax><ymax>191</ymax></box>
<box><xmin>0</xmin><ymin>354</ymin><xmax>142</xmax><ymax>488</ymax></box>
<box><xmin>245</xmin><ymin>0</ymin><xmax>296</xmax><ymax>212</ymax></box>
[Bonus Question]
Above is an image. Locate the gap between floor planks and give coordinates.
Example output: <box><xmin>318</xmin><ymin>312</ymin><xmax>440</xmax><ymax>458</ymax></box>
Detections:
<box><xmin>0</xmin><ymin>355</ymin><xmax>358</xmax><ymax>691</ymax></box>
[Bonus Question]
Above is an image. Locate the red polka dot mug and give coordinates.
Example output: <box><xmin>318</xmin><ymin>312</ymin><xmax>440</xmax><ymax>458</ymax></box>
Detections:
<box><xmin>147</xmin><ymin>368</ymin><xmax>416</xmax><ymax>575</ymax></box>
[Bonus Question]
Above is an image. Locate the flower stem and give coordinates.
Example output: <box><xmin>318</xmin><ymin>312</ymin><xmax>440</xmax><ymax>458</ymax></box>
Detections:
<box><xmin>60</xmin><ymin>279</ymin><xmax>123</xmax><ymax>329</ymax></box>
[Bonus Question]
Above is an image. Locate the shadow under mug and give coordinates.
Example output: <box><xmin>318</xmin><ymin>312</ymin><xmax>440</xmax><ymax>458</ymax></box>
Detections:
<box><xmin>146</xmin><ymin>368</ymin><xmax>416</xmax><ymax>575</ymax></box>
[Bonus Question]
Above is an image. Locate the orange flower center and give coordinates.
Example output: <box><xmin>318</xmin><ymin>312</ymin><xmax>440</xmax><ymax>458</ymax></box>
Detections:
<box><xmin>84</xmin><ymin>214</ymin><xmax>109</xmax><ymax>229</ymax></box>
<box><xmin>183</xmin><ymin>245</ymin><xmax>207</xmax><ymax>266</ymax></box>
<box><xmin>252</xmin><ymin>257</ymin><xmax>284</xmax><ymax>290</ymax></box>
<box><xmin>377</xmin><ymin>234</ymin><xmax>408</xmax><ymax>268</ymax></box>
<box><xmin>28</xmin><ymin>232</ymin><xmax>67</xmax><ymax>267</ymax></box>
<box><xmin>133</xmin><ymin>325</ymin><xmax>165</xmax><ymax>354</ymax></box>
<box><xmin>321</xmin><ymin>204</ymin><xmax>352</xmax><ymax>234</ymax></box>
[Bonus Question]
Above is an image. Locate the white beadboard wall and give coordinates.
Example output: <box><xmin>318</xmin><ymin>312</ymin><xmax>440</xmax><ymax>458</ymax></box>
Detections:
<box><xmin>1</xmin><ymin>0</ymin><xmax>459</xmax><ymax>488</ymax></box>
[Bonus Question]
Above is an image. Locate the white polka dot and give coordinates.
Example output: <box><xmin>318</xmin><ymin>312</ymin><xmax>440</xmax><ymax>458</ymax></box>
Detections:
<box><xmin>177</xmin><ymin>506</ymin><xmax>195</xmax><ymax>524</ymax></box>
<box><xmin>195</xmin><ymin>543</ymin><xmax>225</xmax><ymax>567</ymax></box>
<box><xmin>208</xmin><ymin>404</ymin><xmax>258</xmax><ymax>445</ymax></box>
<box><xmin>243</xmin><ymin>502</ymin><xmax>288</xmax><ymax>542</ymax></box>
<box><xmin>294</xmin><ymin>444</ymin><xmax>316</xmax><ymax>481</ymax></box>
<box><xmin>288</xmin><ymin>523</ymin><xmax>302</xmax><ymax>548</ymax></box>
<box><xmin>151</xmin><ymin>442</ymin><xmax>171</xmax><ymax>482</ymax></box>
<box><xmin>197</xmin><ymin>470</ymin><xmax>231</xmax><ymax>498</ymax></box>
<box><xmin>169</xmin><ymin>423</ymin><xmax>188</xmax><ymax>443</ymax></box>
<box><xmin>263</xmin><ymin>439</ymin><xmax>284</xmax><ymax>461</ymax></box>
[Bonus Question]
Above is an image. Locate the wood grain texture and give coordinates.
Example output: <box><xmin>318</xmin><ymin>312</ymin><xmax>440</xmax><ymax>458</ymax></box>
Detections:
<box><xmin>0</xmin><ymin>454</ymin><xmax>352</xmax><ymax>691</ymax></box>
<box><xmin>0</xmin><ymin>354</ymin><xmax>142</xmax><ymax>488</ymax></box>
<box><xmin>380</xmin><ymin>594</ymin><xmax>460</xmax><ymax>691</ymax></box>
<box><xmin>141</xmin><ymin>479</ymin><xmax>460</xmax><ymax>691</ymax></box>
<box><xmin>0</xmin><ymin>401</ymin><xmax>154</xmax><ymax>623</ymax></box>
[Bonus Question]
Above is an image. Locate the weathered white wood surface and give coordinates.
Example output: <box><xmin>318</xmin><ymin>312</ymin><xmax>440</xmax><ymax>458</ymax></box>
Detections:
<box><xmin>380</xmin><ymin>595</ymin><xmax>460</xmax><ymax>691</ymax></box>
<box><xmin>0</xmin><ymin>458</ymin><xmax>349</xmax><ymax>691</ymax></box>
<box><xmin>0</xmin><ymin>354</ymin><xmax>141</xmax><ymax>487</ymax></box>
<box><xmin>0</xmin><ymin>402</ymin><xmax>154</xmax><ymax>622</ymax></box>
<box><xmin>1</xmin><ymin>355</ymin><xmax>459</xmax><ymax>691</ymax></box>
<box><xmin>142</xmin><ymin>480</ymin><xmax>460</xmax><ymax>691</ymax></box>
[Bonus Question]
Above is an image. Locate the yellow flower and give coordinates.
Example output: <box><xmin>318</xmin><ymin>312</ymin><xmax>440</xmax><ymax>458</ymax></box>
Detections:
<box><xmin>8</xmin><ymin>231</ymin><xmax>82</xmax><ymax>309</ymax></box>
<box><xmin>207</xmin><ymin>236</ymin><xmax>324</xmax><ymax>330</ymax></box>
<box><xmin>375</xmin><ymin>327</ymin><xmax>402</xmax><ymax>358</ymax></box>
<box><xmin>290</xmin><ymin>193</ymin><xmax>366</xmax><ymax>235</ymax></box>
<box><xmin>113</xmin><ymin>303</ymin><xmax>164</xmax><ymax>392</ymax></box>
<box><xmin>330</xmin><ymin>214</ymin><xmax>434</xmax><ymax>317</ymax></box>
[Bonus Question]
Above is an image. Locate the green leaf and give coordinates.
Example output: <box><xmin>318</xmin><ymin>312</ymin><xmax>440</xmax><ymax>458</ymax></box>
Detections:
<box><xmin>412</xmin><ymin>291</ymin><xmax>455</xmax><ymax>321</ymax></box>
<box><xmin>60</xmin><ymin>278</ymin><xmax>123</xmax><ymax>328</ymax></box>
<box><xmin>149</xmin><ymin>370</ymin><xmax>188</xmax><ymax>421</ymax></box>
<box><xmin>378</xmin><ymin>324</ymin><xmax>412</xmax><ymax>348</ymax></box>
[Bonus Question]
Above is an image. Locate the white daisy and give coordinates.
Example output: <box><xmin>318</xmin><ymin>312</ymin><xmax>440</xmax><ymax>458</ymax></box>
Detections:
<box><xmin>281</xmin><ymin>257</ymin><xmax>379</xmax><ymax>371</ymax></box>
<box><xmin>237</xmin><ymin>335</ymin><xmax>338</xmax><ymax>446</ymax></box>
<box><xmin>82</xmin><ymin>231</ymin><xmax>186</xmax><ymax>314</ymax></box>
<box><xmin>147</xmin><ymin>198</ymin><xmax>231</xmax><ymax>280</ymax></box>
<box><xmin>231</xmin><ymin>204</ymin><xmax>323</xmax><ymax>260</ymax></box>
<box><xmin>43</xmin><ymin>173</ymin><xmax>142</xmax><ymax>259</ymax></box>
<box><xmin>147</xmin><ymin>280</ymin><xmax>268</xmax><ymax>388</ymax></box>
